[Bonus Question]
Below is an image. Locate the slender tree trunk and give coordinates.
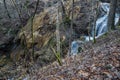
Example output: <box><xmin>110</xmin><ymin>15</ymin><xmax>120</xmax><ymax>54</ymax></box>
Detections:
<box><xmin>56</xmin><ymin>1</ymin><xmax>62</xmax><ymax>65</ymax></box>
<box><xmin>56</xmin><ymin>5</ymin><xmax>60</xmax><ymax>57</ymax></box>
<box><xmin>71</xmin><ymin>0</ymin><xmax>74</xmax><ymax>36</ymax></box>
<box><xmin>60</xmin><ymin>0</ymin><xmax>66</xmax><ymax>20</ymax></box>
<box><xmin>3</xmin><ymin>0</ymin><xmax>11</xmax><ymax>18</ymax></box>
<box><xmin>92</xmin><ymin>0</ymin><xmax>96</xmax><ymax>43</ymax></box>
<box><xmin>69</xmin><ymin>0</ymin><xmax>74</xmax><ymax>54</ymax></box>
<box><xmin>107</xmin><ymin>0</ymin><xmax>117</xmax><ymax>30</ymax></box>
<box><xmin>30</xmin><ymin>0</ymin><xmax>39</xmax><ymax>61</ymax></box>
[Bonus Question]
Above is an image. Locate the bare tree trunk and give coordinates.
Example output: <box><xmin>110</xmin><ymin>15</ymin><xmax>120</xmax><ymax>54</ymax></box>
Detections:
<box><xmin>69</xmin><ymin>0</ymin><xmax>74</xmax><ymax>54</ymax></box>
<box><xmin>107</xmin><ymin>0</ymin><xmax>117</xmax><ymax>30</ymax></box>
<box><xmin>71</xmin><ymin>0</ymin><xmax>74</xmax><ymax>36</ymax></box>
<box><xmin>30</xmin><ymin>0</ymin><xmax>39</xmax><ymax>61</ymax></box>
<box><xmin>3</xmin><ymin>0</ymin><xmax>11</xmax><ymax>18</ymax></box>
<box><xmin>56</xmin><ymin>4</ymin><xmax>60</xmax><ymax>56</ymax></box>
<box><xmin>60</xmin><ymin>0</ymin><xmax>66</xmax><ymax>20</ymax></box>
<box><xmin>92</xmin><ymin>0</ymin><xmax>96</xmax><ymax>43</ymax></box>
<box><xmin>56</xmin><ymin>1</ymin><xmax>62</xmax><ymax>65</ymax></box>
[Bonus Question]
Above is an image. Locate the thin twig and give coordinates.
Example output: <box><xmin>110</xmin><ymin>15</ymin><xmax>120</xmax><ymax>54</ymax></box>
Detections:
<box><xmin>3</xmin><ymin>0</ymin><xmax>11</xmax><ymax>19</ymax></box>
<box><xmin>30</xmin><ymin>0</ymin><xmax>40</xmax><ymax>61</ymax></box>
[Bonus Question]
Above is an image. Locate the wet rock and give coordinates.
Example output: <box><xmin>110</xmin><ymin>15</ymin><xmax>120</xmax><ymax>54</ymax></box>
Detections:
<box><xmin>0</xmin><ymin>0</ymin><xmax>45</xmax><ymax>54</ymax></box>
<box><xmin>16</xmin><ymin>0</ymin><xmax>81</xmax><ymax>66</ymax></box>
<box><xmin>0</xmin><ymin>35</ymin><xmax>14</xmax><ymax>52</ymax></box>
<box><xmin>100</xmin><ymin>0</ymin><xmax>110</xmax><ymax>3</ymax></box>
<box><xmin>16</xmin><ymin>0</ymin><xmax>106</xmax><ymax>67</ymax></box>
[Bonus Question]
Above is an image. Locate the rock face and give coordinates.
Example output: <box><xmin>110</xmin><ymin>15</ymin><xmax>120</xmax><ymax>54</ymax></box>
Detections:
<box><xmin>15</xmin><ymin>0</ymin><xmax>100</xmax><ymax>66</ymax></box>
<box><xmin>0</xmin><ymin>0</ymin><xmax>45</xmax><ymax>53</ymax></box>
<box><xmin>0</xmin><ymin>0</ymin><xmax>120</xmax><ymax>79</ymax></box>
<box><xmin>0</xmin><ymin>0</ymin><xmax>110</xmax><ymax>54</ymax></box>
<box><xmin>11</xmin><ymin>0</ymin><xmax>111</xmax><ymax>66</ymax></box>
<box><xmin>17</xmin><ymin>1</ymin><xmax>67</xmax><ymax>66</ymax></box>
<box><xmin>100</xmin><ymin>0</ymin><xmax>110</xmax><ymax>3</ymax></box>
<box><xmin>100</xmin><ymin>0</ymin><xmax>120</xmax><ymax>13</ymax></box>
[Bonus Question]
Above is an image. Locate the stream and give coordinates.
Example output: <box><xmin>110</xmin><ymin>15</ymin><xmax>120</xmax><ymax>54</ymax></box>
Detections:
<box><xmin>71</xmin><ymin>3</ymin><xmax>120</xmax><ymax>55</ymax></box>
<box><xmin>0</xmin><ymin>2</ymin><xmax>120</xmax><ymax>80</ymax></box>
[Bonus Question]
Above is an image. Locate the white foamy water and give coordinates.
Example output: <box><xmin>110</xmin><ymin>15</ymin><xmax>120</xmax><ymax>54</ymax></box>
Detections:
<box><xmin>71</xmin><ymin>3</ymin><xmax>120</xmax><ymax>55</ymax></box>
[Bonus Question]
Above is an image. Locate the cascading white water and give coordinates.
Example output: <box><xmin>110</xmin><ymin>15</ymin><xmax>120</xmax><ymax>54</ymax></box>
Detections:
<box><xmin>71</xmin><ymin>3</ymin><xmax>120</xmax><ymax>55</ymax></box>
<box><xmin>70</xmin><ymin>40</ymin><xmax>83</xmax><ymax>55</ymax></box>
<box><xmin>93</xmin><ymin>3</ymin><xmax>119</xmax><ymax>37</ymax></box>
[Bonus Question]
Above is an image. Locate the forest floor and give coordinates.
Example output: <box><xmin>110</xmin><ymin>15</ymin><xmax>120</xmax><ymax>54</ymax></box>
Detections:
<box><xmin>0</xmin><ymin>30</ymin><xmax>120</xmax><ymax>80</ymax></box>
<box><xmin>28</xmin><ymin>30</ymin><xmax>120</xmax><ymax>80</ymax></box>
<box><xmin>0</xmin><ymin>0</ymin><xmax>120</xmax><ymax>79</ymax></box>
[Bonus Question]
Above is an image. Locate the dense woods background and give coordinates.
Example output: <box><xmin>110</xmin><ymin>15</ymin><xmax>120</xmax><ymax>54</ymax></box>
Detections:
<box><xmin>0</xmin><ymin>0</ymin><xmax>120</xmax><ymax>79</ymax></box>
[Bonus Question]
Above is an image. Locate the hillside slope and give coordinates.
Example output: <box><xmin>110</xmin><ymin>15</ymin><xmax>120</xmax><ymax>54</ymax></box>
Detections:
<box><xmin>30</xmin><ymin>30</ymin><xmax>120</xmax><ymax>80</ymax></box>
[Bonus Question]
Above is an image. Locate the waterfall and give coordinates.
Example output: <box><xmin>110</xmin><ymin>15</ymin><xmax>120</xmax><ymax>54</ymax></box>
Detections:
<box><xmin>70</xmin><ymin>3</ymin><xmax>120</xmax><ymax>55</ymax></box>
<box><xmin>70</xmin><ymin>40</ymin><xmax>84</xmax><ymax>55</ymax></box>
<box><xmin>93</xmin><ymin>3</ymin><xmax>119</xmax><ymax>37</ymax></box>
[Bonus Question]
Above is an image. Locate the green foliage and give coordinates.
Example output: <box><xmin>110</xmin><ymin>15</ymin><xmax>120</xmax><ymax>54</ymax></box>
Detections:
<box><xmin>23</xmin><ymin>0</ymin><xmax>30</xmax><ymax>10</ymax></box>
<box><xmin>47</xmin><ymin>36</ymin><xmax>56</xmax><ymax>47</ymax></box>
<box><xmin>101</xmin><ymin>32</ymin><xmax>108</xmax><ymax>38</ymax></box>
<box><xmin>117</xmin><ymin>26</ymin><xmax>120</xmax><ymax>29</ymax></box>
<box><xmin>93</xmin><ymin>37</ymin><xmax>96</xmax><ymax>43</ymax></box>
<box><xmin>25</xmin><ymin>0</ymin><xmax>30</xmax><ymax>6</ymax></box>
<box><xmin>118</xmin><ymin>38</ymin><xmax>120</xmax><ymax>42</ymax></box>
<box><xmin>63</xmin><ymin>16</ymin><xmax>71</xmax><ymax>25</ymax></box>
<box><xmin>104</xmin><ymin>32</ymin><xmax>108</xmax><ymax>36</ymax></box>
<box><xmin>51</xmin><ymin>47</ymin><xmax>62</xmax><ymax>66</ymax></box>
<box><xmin>105</xmin><ymin>64</ymin><xmax>112</xmax><ymax>70</ymax></box>
<box><xmin>78</xmin><ymin>47</ymin><xmax>83</xmax><ymax>53</ymax></box>
<box><xmin>47</xmin><ymin>2</ymin><xmax>52</xmax><ymax>7</ymax></box>
<box><xmin>47</xmin><ymin>35</ymin><xmax>63</xmax><ymax>65</ymax></box>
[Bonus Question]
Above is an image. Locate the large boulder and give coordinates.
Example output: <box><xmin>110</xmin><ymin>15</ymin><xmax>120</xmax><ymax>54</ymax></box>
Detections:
<box><xmin>16</xmin><ymin>2</ymin><xmax>68</xmax><ymax>66</ymax></box>
<box><xmin>0</xmin><ymin>0</ymin><xmax>45</xmax><ymax>53</ymax></box>
<box><xmin>13</xmin><ymin>0</ymin><xmax>101</xmax><ymax>66</ymax></box>
<box><xmin>2</xmin><ymin>0</ymin><xmax>115</xmax><ymax>67</ymax></box>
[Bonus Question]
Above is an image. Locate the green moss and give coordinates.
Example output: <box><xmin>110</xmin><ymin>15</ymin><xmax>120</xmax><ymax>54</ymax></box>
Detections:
<box><xmin>105</xmin><ymin>64</ymin><xmax>112</xmax><ymax>70</ymax></box>
<box><xmin>78</xmin><ymin>47</ymin><xmax>83</xmax><ymax>53</ymax></box>
<box><xmin>93</xmin><ymin>38</ymin><xmax>96</xmax><ymax>43</ymax></box>
<box><xmin>117</xmin><ymin>26</ymin><xmax>120</xmax><ymax>30</ymax></box>
<box><xmin>63</xmin><ymin>16</ymin><xmax>71</xmax><ymax>25</ymax></box>
<box><xmin>118</xmin><ymin>38</ymin><xmax>120</xmax><ymax>42</ymax></box>
<box><xmin>100</xmin><ymin>32</ymin><xmax>108</xmax><ymax>38</ymax></box>
<box><xmin>47</xmin><ymin>2</ymin><xmax>52</xmax><ymax>7</ymax></box>
<box><xmin>104</xmin><ymin>32</ymin><xmax>108</xmax><ymax>36</ymax></box>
